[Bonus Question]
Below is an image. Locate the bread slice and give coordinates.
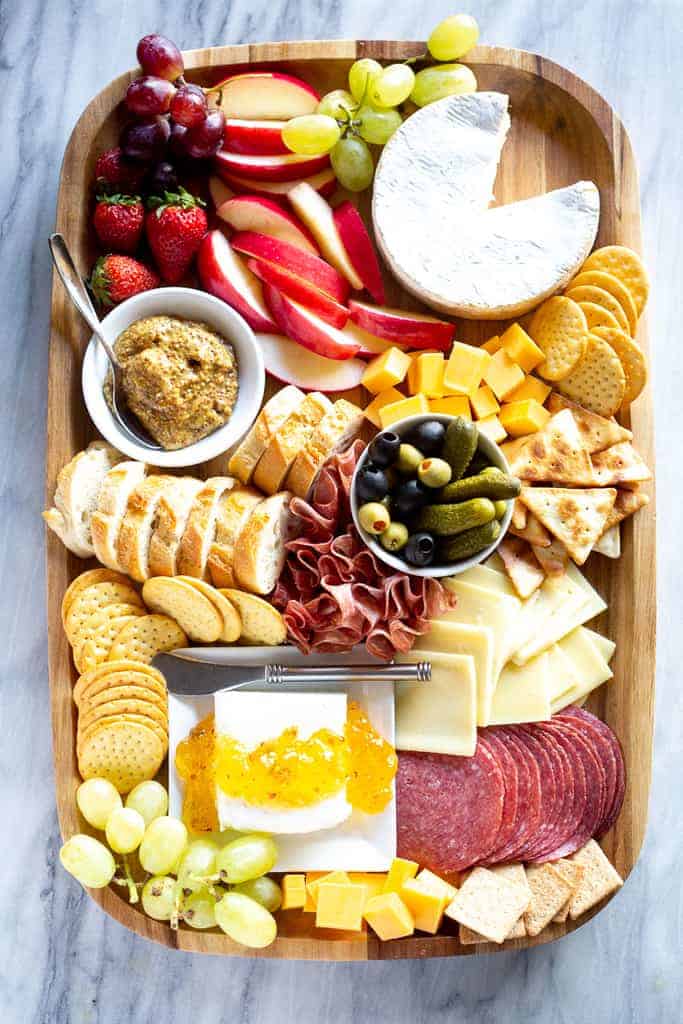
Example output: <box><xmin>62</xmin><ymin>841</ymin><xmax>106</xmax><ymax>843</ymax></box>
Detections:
<box><xmin>228</xmin><ymin>385</ymin><xmax>304</xmax><ymax>484</ymax></box>
<box><xmin>285</xmin><ymin>398</ymin><xmax>364</xmax><ymax>498</ymax></box>
<box><xmin>148</xmin><ymin>477</ymin><xmax>204</xmax><ymax>577</ymax></box>
<box><xmin>116</xmin><ymin>475</ymin><xmax>178</xmax><ymax>582</ymax></box>
<box><xmin>176</xmin><ymin>476</ymin><xmax>237</xmax><ymax>579</ymax></box>
<box><xmin>233</xmin><ymin>491</ymin><xmax>292</xmax><ymax>594</ymax></box>
<box><xmin>91</xmin><ymin>460</ymin><xmax>148</xmax><ymax>571</ymax></box>
<box><xmin>253</xmin><ymin>392</ymin><xmax>333</xmax><ymax>494</ymax></box>
<box><xmin>43</xmin><ymin>442</ymin><xmax>123</xmax><ymax>558</ymax></box>
<box><xmin>206</xmin><ymin>486</ymin><xmax>263</xmax><ymax>588</ymax></box>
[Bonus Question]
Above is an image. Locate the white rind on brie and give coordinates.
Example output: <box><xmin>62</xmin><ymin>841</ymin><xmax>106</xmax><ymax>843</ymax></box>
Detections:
<box><xmin>217</xmin><ymin>791</ymin><xmax>353</xmax><ymax>835</ymax></box>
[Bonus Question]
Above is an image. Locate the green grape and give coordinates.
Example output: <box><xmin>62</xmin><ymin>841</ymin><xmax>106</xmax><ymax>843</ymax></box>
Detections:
<box><xmin>410</xmin><ymin>64</ymin><xmax>478</xmax><ymax>107</ymax></box>
<box><xmin>125</xmin><ymin>780</ymin><xmax>168</xmax><ymax>827</ymax></box>
<box><xmin>76</xmin><ymin>778</ymin><xmax>122</xmax><ymax>830</ymax></box>
<box><xmin>216</xmin><ymin>834</ymin><xmax>278</xmax><ymax>884</ymax></box>
<box><xmin>348</xmin><ymin>58</ymin><xmax>382</xmax><ymax>102</ymax></box>
<box><xmin>369</xmin><ymin>64</ymin><xmax>415</xmax><ymax>108</ymax></box>
<box><xmin>176</xmin><ymin>838</ymin><xmax>219</xmax><ymax>894</ymax></box>
<box><xmin>141</xmin><ymin>875</ymin><xmax>178</xmax><ymax>921</ymax></box>
<box><xmin>317</xmin><ymin>89</ymin><xmax>356</xmax><ymax>121</ymax></box>
<box><xmin>105</xmin><ymin>807</ymin><xmax>146</xmax><ymax>854</ymax></box>
<box><xmin>331</xmin><ymin>136</ymin><xmax>374</xmax><ymax>192</ymax></box>
<box><xmin>357</xmin><ymin>105</ymin><xmax>402</xmax><ymax>145</ymax></box>
<box><xmin>59</xmin><ymin>834</ymin><xmax>116</xmax><ymax>889</ymax></box>
<box><xmin>428</xmin><ymin>14</ymin><xmax>480</xmax><ymax>61</ymax></box>
<box><xmin>182</xmin><ymin>890</ymin><xmax>218</xmax><ymax>929</ymax></box>
<box><xmin>139</xmin><ymin>816</ymin><xmax>188</xmax><ymax>875</ymax></box>
<box><xmin>214</xmin><ymin>892</ymin><xmax>277</xmax><ymax>948</ymax></box>
<box><xmin>282</xmin><ymin>114</ymin><xmax>341</xmax><ymax>156</ymax></box>
<box><xmin>233</xmin><ymin>875</ymin><xmax>282</xmax><ymax>913</ymax></box>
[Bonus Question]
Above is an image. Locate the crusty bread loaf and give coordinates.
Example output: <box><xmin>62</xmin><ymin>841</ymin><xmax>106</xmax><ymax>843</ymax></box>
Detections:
<box><xmin>148</xmin><ymin>477</ymin><xmax>204</xmax><ymax>577</ymax></box>
<box><xmin>285</xmin><ymin>398</ymin><xmax>364</xmax><ymax>498</ymax></box>
<box><xmin>233</xmin><ymin>491</ymin><xmax>292</xmax><ymax>595</ymax></box>
<box><xmin>206</xmin><ymin>486</ymin><xmax>263</xmax><ymax>588</ymax></box>
<box><xmin>176</xmin><ymin>476</ymin><xmax>237</xmax><ymax>579</ymax></box>
<box><xmin>91</xmin><ymin>460</ymin><xmax>148</xmax><ymax>571</ymax></box>
<box><xmin>228</xmin><ymin>385</ymin><xmax>303</xmax><ymax>484</ymax></box>
<box><xmin>43</xmin><ymin>442</ymin><xmax>123</xmax><ymax>558</ymax></box>
<box><xmin>116</xmin><ymin>475</ymin><xmax>178</xmax><ymax>582</ymax></box>
<box><xmin>253</xmin><ymin>392</ymin><xmax>332</xmax><ymax>495</ymax></box>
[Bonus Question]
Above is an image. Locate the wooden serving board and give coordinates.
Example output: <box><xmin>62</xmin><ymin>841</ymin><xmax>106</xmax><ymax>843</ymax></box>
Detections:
<box><xmin>45</xmin><ymin>40</ymin><xmax>656</xmax><ymax>959</ymax></box>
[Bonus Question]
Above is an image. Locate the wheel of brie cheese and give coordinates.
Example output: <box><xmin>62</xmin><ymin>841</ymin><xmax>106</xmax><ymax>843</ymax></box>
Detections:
<box><xmin>372</xmin><ymin>92</ymin><xmax>600</xmax><ymax>320</ymax></box>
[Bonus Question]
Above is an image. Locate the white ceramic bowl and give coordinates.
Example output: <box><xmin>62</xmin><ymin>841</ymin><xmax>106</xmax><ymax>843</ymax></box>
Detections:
<box><xmin>82</xmin><ymin>287</ymin><xmax>265</xmax><ymax>468</ymax></box>
<box><xmin>351</xmin><ymin>413</ymin><xmax>514</xmax><ymax>578</ymax></box>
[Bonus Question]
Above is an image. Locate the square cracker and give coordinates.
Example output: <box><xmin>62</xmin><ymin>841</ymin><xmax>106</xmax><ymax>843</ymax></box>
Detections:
<box><xmin>523</xmin><ymin>864</ymin><xmax>574</xmax><ymax>936</ymax></box>
<box><xmin>568</xmin><ymin>840</ymin><xmax>623</xmax><ymax>919</ymax></box>
<box><xmin>551</xmin><ymin>859</ymin><xmax>586</xmax><ymax>923</ymax></box>
<box><xmin>445</xmin><ymin>866</ymin><xmax>531</xmax><ymax>944</ymax></box>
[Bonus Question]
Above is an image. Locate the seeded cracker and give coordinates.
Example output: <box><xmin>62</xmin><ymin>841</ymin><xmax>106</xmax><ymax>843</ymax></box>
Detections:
<box><xmin>556</xmin><ymin>334</ymin><xmax>625</xmax><ymax>416</ymax></box>
<box><xmin>591</xmin><ymin>326</ymin><xmax>648</xmax><ymax>406</ymax></box>
<box><xmin>78</xmin><ymin>720</ymin><xmax>165</xmax><ymax>794</ymax></box>
<box><xmin>566</xmin><ymin>285</ymin><xmax>630</xmax><ymax>334</ymax></box>
<box><xmin>530</xmin><ymin>296</ymin><xmax>588</xmax><ymax>381</ymax></box>
<box><xmin>108</xmin><ymin>614</ymin><xmax>188</xmax><ymax>664</ymax></box>
<box><xmin>582</xmin><ymin>245</ymin><xmax>649</xmax><ymax>316</ymax></box>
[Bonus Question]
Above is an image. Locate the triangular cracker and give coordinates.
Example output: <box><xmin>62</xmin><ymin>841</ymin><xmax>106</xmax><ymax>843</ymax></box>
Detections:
<box><xmin>600</xmin><ymin>486</ymin><xmax>650</xmax><ymax>535</ymax></box>
<box><xmin>593</xmin><ymin>524</ymin><xmax>620</xmax><ymax>558</ymax></box>
<box><xmin>498</xmin><ymin>538</ymin><xmax>546</xmax><ymax>598</ymax></box>
<box><xmin>512</xmin><ymin>498</ymin><xmax>528</xmax><ymax>530</ymax></box>
<box><xmin>591</xmin><ymin>442</ymin><xmax>652</xmax><ymax>486</ymax></box>
<box><xmin>547</xmin><ymin>393</ymin><xmax>632</xmax><ymax>452</ymax></box>
<box><xmin>507</xmin><ymin>410</ymin><xmax>596</xmax><ymax>485</ymax></box>
<box><xmin>509</xmin><ymin>511</ymin><xmax>552</xmax><ymax>547</ymax></box>
<box><xmin>519</xmin><ymin>486</ymin><xmax>617</xmax><ymax>564</ymax></box>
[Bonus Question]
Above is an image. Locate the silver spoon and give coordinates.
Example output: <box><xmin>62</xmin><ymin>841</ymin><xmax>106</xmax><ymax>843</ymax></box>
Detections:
<box><xmin>48</xmin><ymin>233</ymin><xmax>162</xmax><ymax>451</ymax></box>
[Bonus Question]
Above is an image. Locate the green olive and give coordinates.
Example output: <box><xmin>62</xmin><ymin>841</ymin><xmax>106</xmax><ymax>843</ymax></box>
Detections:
<box><xmin>417</xmin><ymin>457</ymin><xmax>453</xmax><ymax>488</ymax></box>
<box><xmin>396</xmin><ymin>443</ymin><xmax>424</xmax><ymax>475</ymax></box>
<box><xmin>358</xmin><ymin>501</ymin><xmax>391</xmax><ymax>535</ymax></box>
<box><xmin>493</xmin><ymin>499</ymin><xmax>508</xmax><ymax>520</ymax></box>
<box><xmin>380</xmin><ymin>522</ymin><xmax>409</xmax><ymax>552</ymax></box>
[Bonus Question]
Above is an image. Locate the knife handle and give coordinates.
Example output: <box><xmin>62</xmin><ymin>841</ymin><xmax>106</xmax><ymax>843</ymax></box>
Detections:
<box><xmin>263</xmin><ymin>662</ymin><xmax>431</xmax><ymax>685</ymax></box>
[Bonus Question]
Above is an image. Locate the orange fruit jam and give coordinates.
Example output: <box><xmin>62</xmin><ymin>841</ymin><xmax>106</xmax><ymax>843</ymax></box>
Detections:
<box><xmin>174</xmin><ymin>714</ymin><xmax>218</xmax><ymax>833</ymax></box>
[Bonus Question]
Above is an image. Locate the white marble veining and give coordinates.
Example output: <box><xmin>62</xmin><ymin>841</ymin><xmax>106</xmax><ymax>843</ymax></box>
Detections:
<box><xmin>0</xmin><ymin>1</ymin><xmax>680</xmax><ymax>1021</ymax></box>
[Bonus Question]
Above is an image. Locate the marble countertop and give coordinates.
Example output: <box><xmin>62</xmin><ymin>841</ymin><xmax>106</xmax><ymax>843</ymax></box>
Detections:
<box><xmin>1</xmin><ymin>1</ymin><xmax>680</xmax><ymax>1021</ymax></box>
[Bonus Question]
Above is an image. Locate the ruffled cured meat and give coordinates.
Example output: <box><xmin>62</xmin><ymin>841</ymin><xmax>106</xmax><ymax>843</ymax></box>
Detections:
<box><xmin>272</xmin><ymin>441</ymin><xmax>456</xmax><ymax>659</ymax></box>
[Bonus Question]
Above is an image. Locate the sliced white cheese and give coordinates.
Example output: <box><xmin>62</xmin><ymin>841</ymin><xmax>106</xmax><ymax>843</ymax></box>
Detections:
<box><xmin>394</xmin><ymin>650</ymin><xmax>477</xmax><ymax>756</ymax></box>
<box><xmin>413</xmin><ymin>620</ymin><xmax>495</xmax><ymax>727</ymax></box>
<box><xmin>458</xmin><ymin>561</ymin><xmax>519</xmax><ymax>599</ymax></box>
<box><xmin>551</xmin><ymin>628</ymin><xmax>613</xmax><ymax>713</ymax></box>
<box><xmin>507</xmin><ymin>571</ymin><xmax>581</xmax><ymax>664</ymax></box>
<box><xmin>513</xmin><ymin>588</ymin><xmax>590</xmax><ymax>666</ymax></box>
<box><xmin>583</xmin><ymin>628</ymin><xmax>616</xmax><ymax>663</ymax></box>
<box><xmin>487</xmin><ymin>652</ymin><xmax>551</xmax><ymax>725</ymax></box>
<box><xmin>565</xmin><ymin>561</ymin><xmax>608</xmax><ymax>620</ymax></box>
<box><xmin>544</xmin><ymin>643</ymin><xmax>580</xmax><ymax>705</ymax></box>
<box><xmin>442</xmin><ymin>577</ymin><xmax>522</xmax><ymax>693</ymax></box>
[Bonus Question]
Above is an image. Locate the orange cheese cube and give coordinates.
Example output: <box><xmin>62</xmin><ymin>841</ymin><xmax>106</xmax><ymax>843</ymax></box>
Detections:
<box><xmin>364</xmin><ymin>387</ymin><xmax>405</xmax><ymax>428</ymax></box>
<box><xmin>415</xmin><ymin>868</ymin><xmax>458</xmax><ymax>903</ymax></box>
<box><xmin>315</xmin><ymin>881</ymin><xmax>367</xmax><ymax>931</ymax></box>
<box><xmin>303</xmin><ymin>872</ymin><xmax>328</xmax><ymax>911</ymax></box>
<box><xmin>281</xmin><ymin>874</ymin><xmax>307</xmax><ymax>910</ymax></box>
<box><xmin>470</xmin><ymin>385</ymin><xmax>500</xmax><ymax>420</ymax></box>
<box><xmin>443</xmin><ymin>342</ymin><xmax>491</xmax><ymax>396</ymax></box>
<box><xmin>505</xmin><ymin>374</ymin><xmax>551</xmax><ymax>405</ymax></box>
<box><xmin>412</xmin><ymin>352</ymin><xmax>445</xmax><ymax>398</ymax></box>
<box><xmin>482</xmin><ymin>335</ymin><xmax>502</xmax><ymax>354</ymax></box>
<box><xmin>383</xmin><ymin>857</ymin><xmax>419</xmax><ymax>895</ymax></box>
<box><xmin>306</xmin><ymin>870</ymin><xmax>350</xmax><ymax>910</ymax></box>
<box><xmin>348</xmin><ymin>873</ymin><xmax>387</xmax><ymax>902</ymax></box>
<box><xmin>379</xmin><ymin>393</ymin><xmax>429</xmax><ymax>428</ymax></box>
<box><xmin>477</xmin><ymin>414</ymin><xmax>507</xmax><ymax>444</ymax></box>
<box><xmin>361</xmin><ymin>347</ymin><xmax>412</xmax><ymax>394</ymax></box>
<box><xmin>483</xmin><ymin>348</ymin><xmax>525</xmax><ymax>402</ymax></box>
<box><xmin>363</xmin><ymin>893</ymin><xmax>415</xmax><ymax>941</ymax></box>
<box><xmin>499</xmin><ymin>399</ymin><xmax>551</xmax><ymax>437</ymax></box>
<box><xmin>429</xmin><ymin>396</ymin><xmax>472</xmax><ymax>419</ymax></box>
<box><xmin>500</xmin><ymin>323</ymin><xmax>545</xmax><ymax>373</ymax></box>
<box><xmin>400</xmin><ymin>878</ymin><xmax>448</xmax><ymax>934</ymax></box>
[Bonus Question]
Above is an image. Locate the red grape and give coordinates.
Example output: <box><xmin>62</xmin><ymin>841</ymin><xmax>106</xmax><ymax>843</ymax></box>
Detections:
<box><xmin>169</xmin><ymin>121</ymin><xmax>189</xmax><ymax>157</ymax></box>
<box><xmin>170</xmin><ymin>84</ymin><xmax>207</xmax><ymax>127</ymax></box>
<box><xmin>183</xmin><ymin>109</ymin><xmax>226</xmax><ymax>159</ymax></box>
<box><xmin>121</xmin><ymin>117</ymin><xmax>171</xmax><ymax>162</ymax></box>
<box><xmin>136</xmin><ymin>34</ymin><xmax>183</xmax><ymax>81</ymax></box>
<box><xmin>148</xmin><ymin>161</ymin><xmax>178</xmax><ymax>193</ymax></box>
<box><xmin>126</xmin><ymin>75</ymin><xmax>176</xmax><ymax>116</ymax></box>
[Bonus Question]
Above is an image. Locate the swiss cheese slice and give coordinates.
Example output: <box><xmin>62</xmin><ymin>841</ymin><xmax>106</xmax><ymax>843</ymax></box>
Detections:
<box><xmin>514</xmin><ymin>562</ymin><xmax>607</xmax><ymax>665</ymax></box>
<box><xmin>394</xmin><ymin>650</ymin><xmax>477</xmax><ymax>756</ymax></box>
<box><xmin>583</xmin><ymin>628</ymin><xmax>616</xmax><ymax>663</ymax></box>
<box><xmin>458</xmin><ymin>561</ymin><xmax>519</xmax><ymax>599</ymax></box>
<box><xmin>487</xmin><ymin>652</ymin><xmax>551</xmax><ymax>725</ymax></box>
<box><xmin>550</xmin><ymin>628</ymin><xmax>613</xmax><ymax>712</ymax></box>
<box><xmin>507</xmin><ymin>571</ymin><xmax>580</xmax><ymax>664</ymax></box>
<box><xmin>543</xmin><ymin>644</ymin><xmax>580</xmax><ymax>706</ymax></box>
<box><xmin>413</xmin><ymin>620</ymin><xmax>495</xmax><ymax>727</ymax></box>
<box><xmin>441</xmin><ymin>578</ymin><xmax>522</xmax><ymax>696</ymax></box>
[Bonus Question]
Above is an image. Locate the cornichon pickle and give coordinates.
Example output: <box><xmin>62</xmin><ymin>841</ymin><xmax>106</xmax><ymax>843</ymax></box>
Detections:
<box><xmin>493</xmin><ymin>500</ymin><xmax>508</xmax><ymax>520</ymax></box>
<box><xmin>437</xmin><ymin>470</ymin><xmax>520</xmax><ymax>503</ymax></box>
<box><xmin>441</xmin><ymin>418</ymin><xmax>478</xmax><ymax>480</ymax></box>
<box><xmin>440</xmin><ymin>520</ymin><xmax>501</xmax><ymax>561</ymax></box>
<box><xmin>416</xmin><ymin>497</ymin><xmax>496</xmax><ymax>536</ymax></box>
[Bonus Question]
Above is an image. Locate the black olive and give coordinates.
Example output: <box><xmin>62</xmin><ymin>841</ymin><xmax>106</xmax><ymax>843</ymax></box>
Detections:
<box><xmin>368</xmin><ymin>431</ymin><xmax>401</xmax><ymax>469</ymax></box>
<box><xmin>393</xmin><ymin>479</ymin><xmax>429</xmax><ymax>518</ymax></box>
<box><xmin>356</xmin><ymin>463</ymin><xmax>389</xmax><ymax>503</ymax></box>
<box><xmin>404</xmin><ymin>420</ymin><xmax>446</xmax><ymax>456</ymax></box>
<box><xmin>404</xmin><ymin>531</ymin><xmax>436</xmax><ymax>567</ymax></box>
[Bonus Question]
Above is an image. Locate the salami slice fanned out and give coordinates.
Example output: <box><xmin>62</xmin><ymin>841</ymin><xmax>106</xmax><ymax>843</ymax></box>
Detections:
<box><xmin>557</xmin><ymin>707</ymin><xmax>625</xmax><ymax>836</ymax></box>
<box><xmin>488</xmin><ymin>727</ymin><xmax>542</xmax><ymax>863</ymax></box>
<box><xmin>477</xmin><ymin>731</ymin><xmax>518</xmax><ymax>864</ymax></box>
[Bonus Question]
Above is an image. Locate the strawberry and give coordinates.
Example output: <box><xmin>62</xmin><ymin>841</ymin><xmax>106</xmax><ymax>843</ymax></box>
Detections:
<box><xmin>94</xmin><ymin>147</ymin><xmax>147</xmax><ymax>193</ymax></box>
<box><xmin>145</xmin><ymin>187</ymin><xmax>207</xmax><ymax>283</ymax></box>
<box><xmin>93</xmin><ymin>194</ymin><xmax>144</xmax><ymax>253</ymax></box>
<box><xmin>90</xmin><ymin>255</ymin><xmax>159</xmax><ymax>307</ymax></box>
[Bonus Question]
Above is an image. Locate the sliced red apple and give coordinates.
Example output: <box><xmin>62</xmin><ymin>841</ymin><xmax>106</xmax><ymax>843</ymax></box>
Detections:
<box><xmin>219</xmin><ymin>167</ymin><xmax>338</xmax><ymax>200</ymax></box>
<box><xmin>247</xmin><ymin>259</ymin><xmax>349</xmax><ymax>329</ymax></box>
<box><xmin>224</xmin><ymin>119</ymin><xmax>288</xmax><ymax>155</ymax></box>
<box><xmin>231</xmin><ymin>231</ymin><xmax>349</xmax><ymax>303</ymax></box>
<box><xmin>215</xmin><ymin>149</ymin><xmax>330</xmax><ymax>183</ymax></box>
<box><xmin>197</xmin><ymin>230</ymin><xmax>278</xmax><ymax>333</ymax></box>
<box><xmin>263</xmin><ymin>284</ymin><xmax>360</xmax><ymax>361</ymax></box>
<box><xmin>348</xmin><ymin>300</ymin><xmax>455</xmax><ymax>351</ymax></box>
<box><xmin>216</xmin><ymin>195</ymin><xmax>318</xmax><ymax>254</ymax></box>
<box><xmin>342</xmin><ymin>321</ymin><xmax>394</xmax><ymax>358</ymax></box>
<box><xmin>288</xmin><ymin>183</ymin><xmax>363</xmax><ymax>290</ymax></box>
<box><xmin>257</xmin><ymin>333</ymin><xmax>365</xmax><ymax>392</ymax></box>
<box><xmin>209</xmin><ymin>72</ymin><xmax>320</xmax><ymax>120</ymax></box>
<box><xmin>333</xmin><ymin>201</ymin><xmax>386</xmax><ymax>304</ymax></box>
<box><xmin>209</xmin><ymin>176</ymin><xmax>234</xmax><ymax>210</ymax></box>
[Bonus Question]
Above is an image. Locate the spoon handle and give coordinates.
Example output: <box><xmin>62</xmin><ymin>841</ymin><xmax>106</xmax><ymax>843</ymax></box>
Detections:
<box><xmin>48</xmin><ymin>233</ymin><xmax>119</xmax><ymax>368</ymax></box>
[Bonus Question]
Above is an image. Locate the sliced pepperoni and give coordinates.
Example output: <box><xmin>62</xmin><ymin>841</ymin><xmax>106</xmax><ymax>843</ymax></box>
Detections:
<box><xmin>477</xmin><ymin>731</ymin><xmax>518</xmax><ymax>864</ymax></box>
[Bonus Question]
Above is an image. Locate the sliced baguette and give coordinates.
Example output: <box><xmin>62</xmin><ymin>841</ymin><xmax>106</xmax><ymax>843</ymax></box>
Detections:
<box><xmin>206</xmin><ymin>486</ymin><xmax>264</xmax><ymax>588</ymax></box>
<box><xmin>176</xmin><ymin>476</ymin><xmax>237</xmax><ymax>579</ymax></box>
<box><xmin>228</xmin><ymin>385</ymin><xmax>303</xmax><ymax>484</ymax></box>
<box><xmin>148</xmin><ymin>477</ymin><xmax>204</xmax><ymax>577</ymax></box>
<box><xmin>91</xmin><ymin>460</ymin><xmax>148</xmax><ymax>571</ymax></box>
<box><xmin>253</xmin><ymin>392</ymin><xmax>332</xmax><ymax>494</ymax></box>
<box><xmin>43</xmin><ymin>442</ymin><xmax>123</xmax><ymax>558</ymax></box>
<box><xmin>285</xmin><ymin>398</ymin><xmax>364</xmax><ymax>498</ymax></box>
<box><xmin>116</xmin><ymin>475</ymin><xmax>178</xmax><ymax>582</ymax></box>
<box><xmin>233</xmin><ymin>491</ymin><xmax>292</xmax><ymax>595</ymax></box>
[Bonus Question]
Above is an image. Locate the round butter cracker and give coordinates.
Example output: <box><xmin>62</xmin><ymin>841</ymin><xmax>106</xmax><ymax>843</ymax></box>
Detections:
<box><xmin>77</xmin><ymin>720</ymin><xmax>165</xmax><ymax>794</ymax></box>
<box><xmin>565</xmin><ymin>285</ymin><xmax>630</xmax><ymax>335</ymax></box>
<box><xmin>591</xmin><ymin>326</ymin><xmax>648</xmax><ymax>407</ymax></box>
<box><xmin>556</xmin><ymin>334</ymin><xmax>626</xmax><ymax>416</ymax></box>
<box><xmin>581</xmin><ymin>245</ymin><xmax>649</xmax><ymax>316</ymax></box>
<box><xmin>65</xmin><ymin>581</ymin><xmax>144</xmax><ymax>645</ymax></box>
<box><xmin>108</xmin><ymin>614</ymin><xmax>188</xmax><ymax>664</ymax></box>
<box><xmin>530</xmin><ymin>296</ymin><xmax>588</xmax><ymax>382</ymax></box>
<box><xmin>73</xmin><ymin>661</ymin><xmax>166</xmax><ymax>706</ymax></box>
<box><xmin>61</xmin><ymin>569</ymin><xmax>131</xmax><ymax>628</ymax></box>
<box><xmin>568</xmin><ymin>270</ymin><xmax>638</xmax><ymax>335</ymax></box>
<box><xmin>77</xmin><ymin>713</ymin><xmax>168</xmax><ymax>760</ymax></box>
<box><xmin>577</xmin><ymin>301</ymin><xmax>621</xmax><ymax>332</ymax></box>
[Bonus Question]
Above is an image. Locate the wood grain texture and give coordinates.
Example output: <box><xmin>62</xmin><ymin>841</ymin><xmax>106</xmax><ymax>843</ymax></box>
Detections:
<box><xmin>45</xmin><ymin>40</ymin><xmax>656</xmax><ymax>960</ymax></box>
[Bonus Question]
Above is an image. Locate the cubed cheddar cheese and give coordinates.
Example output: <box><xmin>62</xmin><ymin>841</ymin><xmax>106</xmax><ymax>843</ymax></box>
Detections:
<box><xmin>482</xmin><ymin>335</ymin><xmax>502</xmax><ymax>354</ymax></box>
<box><xmin>415</xmin><ymin>868</ymin><xmax>458</xmax><ymax>903</ymax></box>
<box><xmin>348</xmin><ymin>873</ymin><xmax>387</xmax><ymax>901</ymax></box>
<box><xmin>500</xmin><ymin>323</ymin><xmax>545</xmax><ymax>372</ymax></box>
<box><xmin>505</xmin><ymin>374</ymin><xmax>551</xmax><ymax>405</ymax></box>
<box><xmin>315</xmin><ymin>881</ymin><xmax>367</xmax><ymax>931</ymax></box>
<box><xmin>364</xmin><ymin>387</ymin><xmax>405</xmax><ymax>428</ymax></box>
<box><xmin>470</xmin><ymin>385</ymin><xmax>500</xmax><ymax>420</ymax></box>
<box><xmin>379</xmin><ymin>393</ymin><xmax>429</xmax><ymax>428</ymax></box>
<box><xmin>483</xmin><ymin>348</ymin><xmax>525</xmax><ymax>402</ymax></box>
<box><xmin>477</xmin><ymin>414</ymin><xmax>507</xmax><ymax>444</ymax></box>
<box><xmin>383</xmin><ymin>857</ymin><xmax>419</xmax><ymax>895</ymax></box>
<box><xmin>443</xmin><ymin>342</ymin><xmax>491</xmax><ymax>396</ymax></box>
<box><xmin>361</xmin><ymin>347</ymin><xmax>412</xmax><ymax>394</ymax></box>
<box><xmin>429</xmin><ymin>396</ymin><xmax>472</xmax><ymax>419</ymax></box>
<box><xmin>499</xmin><ymin>399</ymin><xmax>551</xmax><ymax>437</ymax></box>
<box><xmin>411</xmin><ymin>352</ymin><xmax>445</xmax><ymax>398</ymax></box>
<box><xmin>363</xmin><ymin>893</ymin><xmax>415</xmax><ymax>941</ymax></box>
<box><xmin>281</xmin><ymin>874</ymin><xmax>307</xmax><ymax>910</ymax></box>
<box><xmin>400</xmin><ymin>878</ymin><xmax>449</xmax><ymax>934</ymax></box>
<box><xmin>306</xmin><ymin>870</ymin><xmax>350</xmax><ymax>910</ymax></box>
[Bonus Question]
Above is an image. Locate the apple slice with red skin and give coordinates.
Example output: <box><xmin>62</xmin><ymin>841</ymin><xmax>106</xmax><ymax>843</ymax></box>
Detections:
<box><xmin>263</xmin><ymin>284</ymin><xmax>360</xmax><ymax>361</ymax></box>
<box><xmin>247</xmin><ymin>259</ymin><xmax>349</xmax><ymax>329</ymax></box>
<box><xmin>209</xmin><ymin>72</ymin><xmax>319</xmax><ymax>120</ymax></box>
<box><xmin>218</xmin><ymin>167</ymin><xmax>337</xmax><ymax>201</ymax></box>
<box><xmin>216</xmin><ymin>195</ymin><xmax>318</xmax><ymax>254</ymax></box>
<box><xmin>231</xmin><ymin>231</ymin><xmax>349</xmax><ymax>304</ymax></box>
<box><xmin>209</xmin><ymin>176</ymin><xmax>234</xmax><ymax>210</ymax></box>
<box><xmin>215</xmin><ymin>149</ymin><xmax>330</xmax><ymax>183</ymax></box>
<box><xmin>256</xmin><ymin>333</ymin><xmax>365</xmax><ymax>392</ymax></box>
<box><xmin>347</xmin><ymin>299</ymin><xmax>455</xmax><ymax>351</ymax></box>
<box><xmin>197</xmin><ymin>230</ymin><xmax>278</xmax><ymax>333</ymax></box>
<box><xmin>332</xmin><ymin>201</ymin><xmax>386</xmax><ymax>303</ymax></box>
<box><xmin>223</xmin><ymin>119</ymin><xmax>288</xmax><ymax>155</ymax></box>
<box><xmin>341</xmin><ymin>321</ymin><xmax>394</xmax><ymax>359</ymax></box>
<box><xmin>288</xmin><ymin>183</ymin><xmax>363</xmax><ymax>290</ymax></box>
